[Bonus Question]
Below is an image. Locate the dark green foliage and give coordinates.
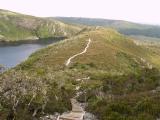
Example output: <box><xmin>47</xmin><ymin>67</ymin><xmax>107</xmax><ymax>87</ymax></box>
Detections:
<box><xmin>70</xmin><ymin>62</ymin><xmax>96</xmax><ymax>70</ymax></box>
<box><xmin>85</xmin><ymin>68</ymin><xmax>160</xmax><ymax>120</ymax></box>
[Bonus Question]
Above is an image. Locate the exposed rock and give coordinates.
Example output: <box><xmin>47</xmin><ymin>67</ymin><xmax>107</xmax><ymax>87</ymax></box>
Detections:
<box><xmin>40</xmin><ymin>113</ymin><xmax>60</xmax><ymax>120</ymax></box>
<box><xmin>0</xmin><ymin>34</ymin><xmax>5</xmax><ymax>40</ymax></box>
<box><xmin>84</xmin><ymin>112</ymin><xmax>98</xmax><ymax>120</ymax></box>
<box><xmin>0</xmin><ymin>64</ymin><xmax>5</xmax><ymax>73</ymax></box>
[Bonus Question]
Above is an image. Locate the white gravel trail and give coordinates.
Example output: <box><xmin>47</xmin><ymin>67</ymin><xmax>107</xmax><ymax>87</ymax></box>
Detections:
<box><xmin>65</xmin><ymin>38</ymin><xmax>91</xmax><ymax>66</ymax></box>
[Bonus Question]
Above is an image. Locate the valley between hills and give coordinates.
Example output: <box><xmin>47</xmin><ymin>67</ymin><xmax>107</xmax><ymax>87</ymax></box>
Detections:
<box><xmin>0</xmin><ymin>9</ymin><xmax>160</xmax><ymax>120</ymax></box>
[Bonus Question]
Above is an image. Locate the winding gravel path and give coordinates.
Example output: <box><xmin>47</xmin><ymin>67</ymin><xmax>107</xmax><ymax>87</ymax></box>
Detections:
<box><xmin>57</xmin><ymin>38</ymin><xmax>92</xmax><ymax>120</ymax></box>
<box><xmin>65</xmin><ymin>38</ymin><xmax>91</xmax><ymax>66</ymax></box>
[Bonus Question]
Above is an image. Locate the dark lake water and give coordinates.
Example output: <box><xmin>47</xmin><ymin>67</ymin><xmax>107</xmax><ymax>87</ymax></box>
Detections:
<box><xmin>0</xmin><ymin>40</ymin><xmax>59</xmax><ymax>69</ymax></box>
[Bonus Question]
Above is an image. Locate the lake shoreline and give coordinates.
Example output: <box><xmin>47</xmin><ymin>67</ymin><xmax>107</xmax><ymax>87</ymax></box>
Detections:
<box><xmin>0</xmin><ymin>36</ymin><xmax>67</xmax><ymax>46</ymax></box>
<box><xmin>0</xmin><ymin>37</ymin><xmax>64</xmax><ymax>69</ymax></box>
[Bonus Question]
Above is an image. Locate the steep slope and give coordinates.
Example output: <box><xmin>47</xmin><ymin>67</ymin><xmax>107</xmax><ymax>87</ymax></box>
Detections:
<box><xmin>0</xmin><ymin>9</ymin><xmax>81</xmax><ymax>42</ymax></box>
<box><xmin>55</xmin><ymin>17</ymin><xmax>160</xmax><ymax>39</ymax></box>
<box><xmin>0</xmin><ymin>28</ymin><xmax>160</xmax><ymax>119</ymax></box>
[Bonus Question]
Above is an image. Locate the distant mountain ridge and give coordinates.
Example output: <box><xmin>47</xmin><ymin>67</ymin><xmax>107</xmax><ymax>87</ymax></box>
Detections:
<box><xmin>54</xmin><ymin>17</ymin><xmax>160</xmax><ymax>39</ymax></box>
<box><xmin>1</xmin><ymin>9</ymin><xmax>160</xmax><ymax>42</ymax></box>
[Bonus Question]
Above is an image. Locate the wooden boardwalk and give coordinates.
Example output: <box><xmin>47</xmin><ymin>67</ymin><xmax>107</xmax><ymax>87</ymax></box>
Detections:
<box><xmin>57</xmin><ymin>99</ymin><xmax>85</xmax><ymax>120</ymax></box>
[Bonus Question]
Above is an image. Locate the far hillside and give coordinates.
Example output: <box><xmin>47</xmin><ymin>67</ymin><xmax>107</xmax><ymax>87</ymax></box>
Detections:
<box><xmin>54</xmin><ymin>17</ymin><xmax>160</xmax><ymax>39</ymax></box>
<box><xmin>0</xmin><ymin>9</ymin><xmax>82</xmax><ymax>42</ymax></box>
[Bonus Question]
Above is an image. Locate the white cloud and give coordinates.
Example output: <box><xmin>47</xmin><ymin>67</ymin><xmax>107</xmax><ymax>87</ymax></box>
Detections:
<box><xmin>0</xmin><ymin>0</ymin><xmax>160</xmax><ymax>24</ymax></box>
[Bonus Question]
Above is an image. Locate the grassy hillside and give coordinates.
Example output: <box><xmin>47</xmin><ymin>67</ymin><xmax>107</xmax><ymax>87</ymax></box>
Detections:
<box><xmin>0</xmin><ymin>28</ymin><xmax>160</xmax><ymax>119</ymax></box>
<box><xmin>55</xmin><ymin>17</ymin><xmax>160</xmax><ymax>39</ymax></box>
<box><xmin>0</xmin><ymin>9</ymin><xmax>82</xmax><ymax>42</ymax></box>
<box><xmin>15</xmin><ymin>28</ymin><xmax>158</xmax><ymax>73</ymax></box>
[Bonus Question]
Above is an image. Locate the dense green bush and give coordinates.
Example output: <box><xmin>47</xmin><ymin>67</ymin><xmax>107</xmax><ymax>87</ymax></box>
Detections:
<box><xmin>85</xmin><ymin>67</ymin><xmax>160</xmax><ymax>120</ymax></box>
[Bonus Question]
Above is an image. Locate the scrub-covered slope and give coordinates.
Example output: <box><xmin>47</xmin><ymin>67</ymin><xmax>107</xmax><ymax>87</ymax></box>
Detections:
<box><xmin>0</xmin><ymin>28</ymin><xmax>160</xmax><ymax>120</ymax></box>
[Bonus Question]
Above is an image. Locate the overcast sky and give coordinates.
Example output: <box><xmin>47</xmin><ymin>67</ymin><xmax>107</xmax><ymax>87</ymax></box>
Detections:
<box><xmin>0</xmin><ymin>0</ymin><xmax>159</xmax><ymax>25</ymax></box>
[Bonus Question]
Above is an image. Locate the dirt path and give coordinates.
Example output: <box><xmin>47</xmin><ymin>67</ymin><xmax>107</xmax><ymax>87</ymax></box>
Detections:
<box><xmin>65</xmin><ymin>38</ymin><xmax>91</xmax><ymax>66</ymax></box>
